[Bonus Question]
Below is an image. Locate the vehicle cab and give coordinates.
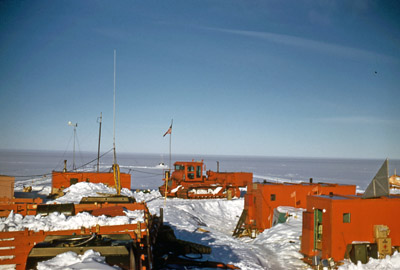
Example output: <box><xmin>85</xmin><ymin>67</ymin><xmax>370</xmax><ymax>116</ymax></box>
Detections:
<box><xmin>172</xmin><ymin>160</ymin><xmax>204</xmax><ymax>182</ymax></box>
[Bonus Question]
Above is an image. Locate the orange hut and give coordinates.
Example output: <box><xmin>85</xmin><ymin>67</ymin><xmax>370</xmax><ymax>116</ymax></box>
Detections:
<box><xmin>233</xmin><ymin>180</ymin><xmax>356</xmax><ymax>237</ymax></box>
<box><xmin>300</xmin><ymin>159</ymin><xmax>400</xmax><ymax>266</ymax></box>
<box><xmin>52</xmin><ymin>171</ymin><xmax>131</xmax><ymax>193</ymax></box>
<box><xmin>300</xmin><ymin>193</ymin><xmax>400</xmax><ymax>264</ymax></box>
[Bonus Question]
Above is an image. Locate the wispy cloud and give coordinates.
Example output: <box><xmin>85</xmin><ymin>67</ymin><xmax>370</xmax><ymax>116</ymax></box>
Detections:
<box><xmin>93</xmin><ymin>27</ymin><xmax>133</xmax><ymax>41</ymax></box>
<box><xmin>318</xmin><ymin>116</ymin><xmax>397</xmax><ymax>125</ymax></box>
<box><xmin>205</xmin><ymin>27</ymin><xmax>393</xmax><ymax>63</ymax></box>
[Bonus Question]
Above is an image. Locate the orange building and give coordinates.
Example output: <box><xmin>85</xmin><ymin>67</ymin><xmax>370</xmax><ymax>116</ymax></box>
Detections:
<box><xmin>52</xmin><ymin>171</ymin><xmax>131</xmax><ymax>192</ymax></box>
<box><xmin>0</xmin><ymin>175</ymin><xmax>14</xmax><ymax>199</ymax></box>
<box><xmin>300</xmin><ymin>194</ymin><xmax>400</xmax><ymax>263</ymax></box>
<box><xmin>233</xmin><ymin>181</ymin><xmax>356</xmax><ymax>237</ymax></box>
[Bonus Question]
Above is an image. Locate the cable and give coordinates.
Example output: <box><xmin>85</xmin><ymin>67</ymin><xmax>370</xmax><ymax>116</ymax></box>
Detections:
<box><xmin>131</xmin><ymin>169</ymin><xmax>164</xmax><ymax>176</ymax></box>
<box><xmin>132</xmin><ymin>174</ymin><xmax>161</xmax><ymax>180</ymax></box>
<box><xmin>4</xmin><ymin>148</ymin><xmax>114</xmax><ymax>178</ymax></box>
<box><xmin>70</xmin><ymin>233</ymin><xmax>96</xmax><ymax>247</ymax></box>
<box><xmin>54</xmin><ymin>132</ymin><xmax>74</xmax><ymax>171</ymax></box>
<box><xmin>75</xmin><ymin>132</ymin><xmax>85</xmax><ymax>168</ymax></box>
<box><xmin>72</xmin><ymin>148</ymin><xmax>113</xmax><ymax>171</ymax></box>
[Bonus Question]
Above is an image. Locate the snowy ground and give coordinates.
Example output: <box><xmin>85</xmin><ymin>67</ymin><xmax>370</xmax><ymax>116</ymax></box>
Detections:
<box><xmin>1</xmin><ymin>181</ymin><xmax>400</xmax><ymax>269</ymax></box>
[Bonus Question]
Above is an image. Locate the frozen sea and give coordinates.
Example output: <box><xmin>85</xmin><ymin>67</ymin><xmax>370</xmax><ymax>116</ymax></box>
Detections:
<box><xmin>1</xmin><ymin>149</ymin><xmax>399</xmax><ymax>192</ymax></box>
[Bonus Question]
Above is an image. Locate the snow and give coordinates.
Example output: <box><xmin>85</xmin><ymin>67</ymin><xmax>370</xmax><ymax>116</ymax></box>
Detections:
<box><xmin>170</xmin><ymin>185</ymin><xmax>182</xmax><ymax>193</ymax></box>
<box><xmin>141</xmin><ymin>193</ymin><xmax>310</xmax><ymax>269</ymax></box>
<box><xmin>188</xmin><ymin>186</ymin><xmax>223</xmax><ymax>195</ymax></box>
<box><xmin>2</xmin><ymin>180</ymin><xmax>400</xmax><ymax>269</ymax></box>
<box><xmin>390</xmin><ymin>188</ymin><xmax>400</xmax><ymax>195</ymax></box>
<box><xmin>36</xmin><ymin>250</ymin><xmax>120</xmax><ymax>270</ymax></box>
<box><xmin>0</xmin><ymin>210</ymin><xmax>143</xmax><ymax>232</ymax></box>
<box><xmin>338</xmin><ymin>252</ymin><xmax>400</xmax><ymax>270</ymax></box>
<box><xmin>0</xmin><ymin>182</ymin><xmax>144</xmax><ymax>233</ymax></box>
<box><xmin>155</xmin><ymin>163</ymin><xmax>168</xmax><ymax>169</ymax></box>
<box><xmin>47</xmin><ymin>182</ymin><xmax>135</xmax><ymax>204</ymax></box>
<box><xmin>252</xmin><ymin>207</ymin><xmax>305</xmax><ymax>269</ymax></box>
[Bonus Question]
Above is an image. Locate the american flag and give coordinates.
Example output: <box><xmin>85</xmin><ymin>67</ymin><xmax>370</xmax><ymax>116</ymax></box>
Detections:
<box><xmin>163</xmin><ymin>125</ymin><xmax>172</xmax><ymax>137</ymax></box>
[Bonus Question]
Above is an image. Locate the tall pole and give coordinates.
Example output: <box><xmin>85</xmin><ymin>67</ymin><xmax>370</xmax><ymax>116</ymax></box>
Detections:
<box><xmin>73</xmin><ymin>125</ymin><xmax>76</xmax><ymax>170</ymax></box>
<box><xmin>113</xmin><ymin>49</ymin><xmax>117</xmax><ymax>165</ymax></box>
<box><xmin>112</xmin><ymin>49</ymin><xmax>121</xmax><ymax>195</ymax></box>
<box><xmin>97</xmin><ymin>112</ymin><xmax>102</xmax><ymax>172</ymax></box>
<box><xmin>68</xmin><ymin>121</ymin><xmax>78</xmax><ymax>170</ymax></box>
<box><xmin>163</xmin><ymin>120</ymin><xmax>173</xmax><ymax>204</ymax></box>
<box><xmin>169</xmin><ymin>119</ymin><xmax>173</xmax><ymax>172</ymax></box>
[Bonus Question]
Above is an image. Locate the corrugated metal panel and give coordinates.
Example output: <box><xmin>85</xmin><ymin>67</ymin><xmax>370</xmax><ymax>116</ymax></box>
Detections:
<box><xmin>362</xmin><ymin>159</ymin><xmax>389</xmax><ymax>199</ymax></box>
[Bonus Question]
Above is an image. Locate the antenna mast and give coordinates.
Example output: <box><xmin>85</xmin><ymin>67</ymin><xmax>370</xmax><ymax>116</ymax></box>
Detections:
<box><xmin>112</xmin><ymin>49</ymin><xmax>121</xmax><ymax>195</ymax></box>
<box><xmin>113</xmin><ymin>49</ymin><xmax>117</xmax><ymax>164</ymax></box>
<box><xmin>68</xmin><ymin>121</ymin><xmax>78</xmax><ymax>170</ymax></box>
<box><xmin>97</xmin><ymin>112</ymin><xmax>102</xmax><ymax>172</ymax></box>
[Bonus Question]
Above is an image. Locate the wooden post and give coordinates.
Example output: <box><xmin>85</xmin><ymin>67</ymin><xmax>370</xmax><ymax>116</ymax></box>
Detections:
<box><xmin>164</xmin><ymin>171</ymin><xmax>169</xmax><ymax>206</ymax></box>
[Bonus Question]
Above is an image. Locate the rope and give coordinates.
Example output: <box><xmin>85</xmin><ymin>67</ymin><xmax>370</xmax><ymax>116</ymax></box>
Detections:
<box><xmin>75</xmin><ymin>132</ymin><xmax>85</xmax><ymax>168</ymax></box>
<box><xmin>3</xmin><ymin>148</ymin><xmax>114</xmax><ymax>178</ymax></box>
<box><xmin>131</xmin><ymin>169</ymin><xmax>163</xmax><ymax>176</ymax></box>
<box><xmin>54</xmin><ymin>131</ymin><xmax>74</xmax><ymax>170</ymax></box>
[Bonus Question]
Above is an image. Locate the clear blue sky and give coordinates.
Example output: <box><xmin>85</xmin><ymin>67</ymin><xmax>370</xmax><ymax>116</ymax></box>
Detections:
<box><xmin>1</xmin><ymin>0</ymin><xmax>399</xmax><ymax>159</ymax></box>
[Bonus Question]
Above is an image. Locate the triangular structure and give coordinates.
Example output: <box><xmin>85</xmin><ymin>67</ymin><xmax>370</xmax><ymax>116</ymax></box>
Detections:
<box><xmin>362</xmin><ymin>159</ymin><xmax>389</xmax><ymax>199</ymax></box>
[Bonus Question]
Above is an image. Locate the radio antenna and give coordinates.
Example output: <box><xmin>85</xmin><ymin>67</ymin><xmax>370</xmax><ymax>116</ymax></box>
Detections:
<box><xmin>113</xmin><ymin>49</ymin><xmax>117</xmax><ymax>164</ymax></box>
<box><xmin>112</xmin><ymin>49</ymin><xmax>121</xmax><ymax>195</ymax></box>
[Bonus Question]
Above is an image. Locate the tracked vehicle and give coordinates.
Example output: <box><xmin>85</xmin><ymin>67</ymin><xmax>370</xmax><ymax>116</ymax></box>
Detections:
<box><xmin>159</xmin><ymin>160</ymin><xmax>252</xmax><ymax>199</ymax></box>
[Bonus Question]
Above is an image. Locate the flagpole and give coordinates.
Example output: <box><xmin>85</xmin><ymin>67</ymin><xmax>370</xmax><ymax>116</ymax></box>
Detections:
<box><xmin>163</xmin><ymin>119</ymin><xmax>173</xmax><ymax>206</ymax></box>
<box><xmin>169</xmin><ymin>119</ymin><xmax>173</xmax><ymax>173</ymax></box>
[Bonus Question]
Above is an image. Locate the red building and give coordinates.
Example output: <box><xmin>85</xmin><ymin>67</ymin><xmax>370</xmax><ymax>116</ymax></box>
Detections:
<box><xmin>301</xmin><ymin>160</ymin><xmax>400</xmax><ymax>266</ymax></box>
<box><xmin>52</xmin><ymin>171</ymin><xmax>131</xmax><ymax>192</ymax></box>
<box><xmin>300</xmin><ymin>194</ymin><xmax>400</xmax><ymax>263</ymax></box>
<box><xmin>233</xmin><ymin>181</ymin><xmax>356</xmax><ymax>237</ymax></box>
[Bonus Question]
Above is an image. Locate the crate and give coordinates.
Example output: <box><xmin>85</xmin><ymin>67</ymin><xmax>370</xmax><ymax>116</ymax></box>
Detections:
<box><xmin>377</xmin><ymin>238</ymin><xmax>392</xmax><ymax>258</ymax></box>
<box><xmin>374</xmin><ymin>225</ymin><xmax>390</xmax><ymax>239</ymax></box>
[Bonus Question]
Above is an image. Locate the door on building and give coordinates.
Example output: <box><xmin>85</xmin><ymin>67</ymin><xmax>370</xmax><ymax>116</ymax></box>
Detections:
<box><xmin>314</xmin><ymin>209</ymin><xmax>323</xmax><ymax>250</ymax></box>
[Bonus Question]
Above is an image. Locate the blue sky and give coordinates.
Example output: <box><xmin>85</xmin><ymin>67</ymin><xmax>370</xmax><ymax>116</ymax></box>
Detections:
<box><xmin>1</xmin><ymin>0</ymin><xmax>399</xmax><ymax>159</ymax></box>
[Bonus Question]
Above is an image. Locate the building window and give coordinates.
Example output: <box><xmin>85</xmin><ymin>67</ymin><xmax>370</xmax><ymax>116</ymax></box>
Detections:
<box><xmin>70</xmin><ymin>178</ymin><xmax>78</xmax><ymax>185</ymax></box>
<box><xmin>343</xmin><ymin>213</ymin><xmax>351</xmax><ymax>223</ymax></box>
<box><xmin>270</xmin><ymin>194</ymin><xmax>276</xmax><ymax>201</ymax></box>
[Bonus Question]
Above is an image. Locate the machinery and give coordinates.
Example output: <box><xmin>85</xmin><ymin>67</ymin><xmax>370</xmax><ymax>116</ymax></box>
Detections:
<box><xmin>0</xmin><ymin>201</ymin><xmax>161</xmax><ymax>270</ymax></box>
<box><xmin>159</xmin><ymin>160</ymin><xmax>253</xmax><ymax>199</ymax></box>
<box><xmin>26</xmin><ymin>234</ymin><xmax>140</xmax><ymax>269</ymax></box>
<box><xmin>389</xmin><ymin>172</ymin><xmax>400</xmax><ymax>189</ymax></box>
<box><xmin>0</xmin><ymin>198</ymin><xmax>239</xmax><ymax>270</ymax></box>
